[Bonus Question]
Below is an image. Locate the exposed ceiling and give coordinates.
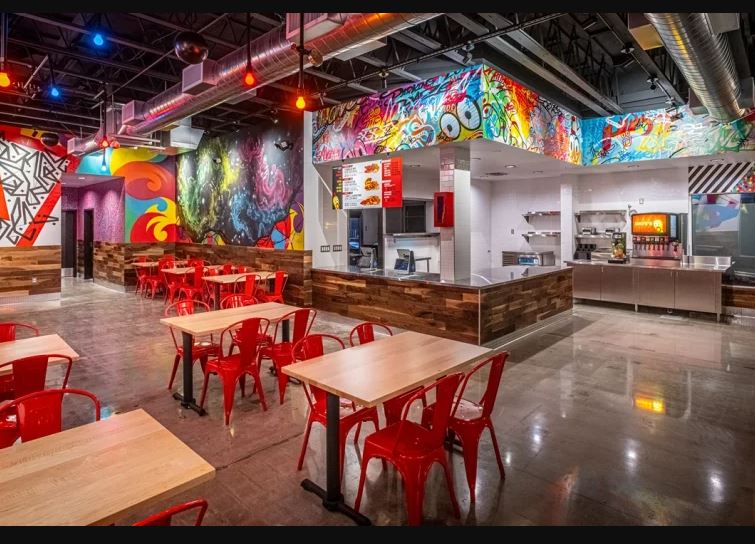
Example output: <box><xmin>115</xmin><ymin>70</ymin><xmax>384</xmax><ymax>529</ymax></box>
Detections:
<box><xmin>0</xmin><ymin>13</ymin><xmax>753</xmax><ymax>140</ymax></box>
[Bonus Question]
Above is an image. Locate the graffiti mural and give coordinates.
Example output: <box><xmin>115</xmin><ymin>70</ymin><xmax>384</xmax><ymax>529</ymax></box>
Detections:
<box><xmin>582</xmin><ymin>107</ymin><xmax>755</xmax><ymax>165</ymax></box>
<box><xmin>176</xmin><ymin>119</ymin><xmax>304</xmax><ymax>249</ymax></box>
<box><xmin>76</xmin><ymin>148</ymin><xmax>177</xmax><ymax>243</ymax></box>
<box><xmin>481</xmin><ymin>66</ymin><xmax>582</xmax><ymax>165</ymax></box>
<box><xmin>313</xmin><ymin>65</ymin><xmax>484</xmax><ymax>162</ymax></box>
<box><xmin>0</xmin><ymin>126</ymin><xmax>78</xmax><ymax>247</ymax></box>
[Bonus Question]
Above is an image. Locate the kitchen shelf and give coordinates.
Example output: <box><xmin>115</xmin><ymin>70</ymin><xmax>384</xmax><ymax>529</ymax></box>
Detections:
<box><xmin>524</xmin><ymin>210</ymin><xmax>561</xmax><ymax>219</ymax></box>
<box><xmin>522</xmin><ymin>231</ymin><xmax>561</xmax><ymax>239</ymax></box>
<box><xmin>575</xmin><ymin>233</ymin><xmax>613</xmax><ymax>239</ymax></box>
<box><xmin>384</xmin><ymin>232</ymin><xmax>440</xmax><ymax>239</ymax></box>
<box><xmin>575</xmin><ymin>209</ymin><xmax>627</xmax><ymax>220</ymax></box>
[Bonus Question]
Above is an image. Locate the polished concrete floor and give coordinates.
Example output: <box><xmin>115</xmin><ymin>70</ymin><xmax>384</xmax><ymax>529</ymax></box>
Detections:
<box><xmin>2</xmin><ymin>278</ymin><xmax>753</xmax><ymax>525</ymax></box>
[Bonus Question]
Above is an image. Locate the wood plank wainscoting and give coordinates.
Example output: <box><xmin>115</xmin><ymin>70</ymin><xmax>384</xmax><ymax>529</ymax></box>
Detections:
<box><xmin>312</xmin><ymin>268</ymin><xmax>573</xmax><ymax>345</ymax></box>
<box><xmin>0</xmin><ymin>246</ymin><xmax>61</xmax><ymax>299</ymax></box>
<box><xmin>723</xmin><ymin>284</ymin><xmax>755</xmax><ymax>310</ymax></box>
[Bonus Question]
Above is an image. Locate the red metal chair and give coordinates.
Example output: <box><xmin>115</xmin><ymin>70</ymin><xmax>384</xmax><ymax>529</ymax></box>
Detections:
<box><xmin>258</xmin><ymin>271</ymin><xmax>287</xmax><ymax>304</ymax></box>
<box><xmin>198</xmin><ymin>317</ymin><xmax>270</xmax><ymax>424</ymax></box>
<box><xmin>0</xmin><ymin>353</ymin><xmax>73</xmax><ymax>402</ymax></box>
<box><xmin>236</xmin><ymin>265</ymin><xmax>247</xmax><ymax>274</ymax></box>
<box><xmin>165</xmin><ymin>300</ymin><xmax>220</xmax><ymax>390</ymax></box>
<box><xmin>349</xmin><ymin>322</ymin><xmax>426</xmax><ymax>428</ymax></box>
<box><xmin>133</xmin><ymin>499</ymin><xmax>208</xmax><ymax>526</ymax></box>
<box><xmin>293</xmin><ymin>334</ymin><xmax>380</xmax><ymax>479</ymax></box>
<box><xmin>222</xmin><ymin>262</ymin><xmax>233</xmax><ymax>275</ymax></box>
<box><xmin>421</xmin><ymin>353</ymin><xmax>508</xmax><ymax>502</ymax></box>
<box><xmin>134</xmin><ymin>266</ymin><xmax>151</xmax><ymax>297</ymax></box>
<box><xmin>203</xmin><ymin>268</ymin><xmax>220</xmax><ymax>306</ymax></box>
<box><xmin>0</xmin><ymin>322</ymin><xmax>39</xmax><ymax>343</ymax></box>
<box><xmin>259</xmin><ymin>308</ymin><xmax>317</xmax><ymax>404</ymax></box>
<box><xmin>354</xmin><ymin>373</ymin><xmax>464</xmax><ymax>526</ymax></box>
<box><xmin>233</xmin><ymin>273</ymin><xmax>261</xmax><ymax>301</ymax></box>
<box><xmin>187</xmin><ymin>258</ymin><xmax>205</xmax><ymax>268</ymax></box>
<box><xmin>0</xmin><ymin>388</ymin><xmax>100</xmax><ymax>446</ymax></box>
<box><xmin>144</xmin><ymin>257</ymin><xmax>172</xmax><ymax>299</ymax></box>
<box><xmin>179</xmin><ymin>266</ymin><xmax>208</xmax><ymax>301</ymax></box>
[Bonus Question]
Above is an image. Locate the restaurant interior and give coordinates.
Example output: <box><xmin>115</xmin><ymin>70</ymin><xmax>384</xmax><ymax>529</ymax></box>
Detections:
<box><xmin>0</xmin><ymin>11</ymin><xmax>753</xmax><ymax>526</ymax></box>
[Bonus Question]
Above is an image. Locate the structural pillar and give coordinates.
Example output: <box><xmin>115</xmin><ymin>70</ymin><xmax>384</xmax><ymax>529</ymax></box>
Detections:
<box><xmin>439</xmin><ymin>146</ymin><xmax>471</xmax><ymax>281</ymax></box>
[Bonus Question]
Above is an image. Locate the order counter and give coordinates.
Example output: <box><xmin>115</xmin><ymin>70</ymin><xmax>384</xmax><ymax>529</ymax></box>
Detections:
<box><xmin>566</xmin><ymin>257</ymin><xmax>731</xmax><ymax>320</ymax></box>
<box><xmin>312</xmin><ymin>265</ymin><xmax>573</xmax><ymax>345</ymax></box>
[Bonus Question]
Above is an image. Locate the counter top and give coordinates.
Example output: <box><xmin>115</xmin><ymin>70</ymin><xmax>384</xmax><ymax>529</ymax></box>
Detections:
<box><xmin>565</xmin><ymin>259</ymin><xmax>731</xmax><ymax>273</ymax></box>
<box><xmin>313</xmin><ymin>264</ymin><xmax>571</xmax><ymax>289</ymax></box>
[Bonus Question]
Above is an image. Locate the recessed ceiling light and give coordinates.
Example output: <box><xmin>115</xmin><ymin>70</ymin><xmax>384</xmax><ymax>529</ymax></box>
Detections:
<box><xmin>78</xmin><ymin>176</ymin><xmax>85</xmax><ymax>180</ymax></box>
<box><xmin>532</xmin><ymin>170</ymin><xmax>544</xmax><ymax>174</ymax></box>
<box><xmin>471</xmin><ymin>157</ymin><xmax>482</xmax><ymax>160</ymax></box>
<box><xmin>504</xmin><ymin>164</ymin><xmax>517</xmax><ymax>169</ymax></box>
<box><xmin>485</xmin><ymin>172</ymin><xmax>509</xmax><ymax>176</ymax></box>
<box><xmin>627</xmin><ymin>164</ymin><xmax>640</xmax><ymax>169</ymax></box>
<box><xmin>709</xmin><ymin>158</ymin><xmax>725</xmax><ymax>163</ymax></box>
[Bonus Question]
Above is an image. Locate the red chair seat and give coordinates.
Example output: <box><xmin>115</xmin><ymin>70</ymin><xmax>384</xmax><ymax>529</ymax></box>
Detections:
<box><xmin>359</xmin><ymin>419</ymin><xmax>437</xmax><ymax>457</ymax></box>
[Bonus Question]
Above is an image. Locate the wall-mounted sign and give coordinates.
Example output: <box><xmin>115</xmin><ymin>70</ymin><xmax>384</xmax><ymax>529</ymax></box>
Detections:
<box><xmin>331</xmin><ymin>157</ymin><xmax>402</xmax><ymax>209</ymax></box>
<box><xmin>631</xmin><ymin>213</ymin><xmax>669</xmax><ymax>236</ymax></box>
<box><xmin>433</xmin><ymin>191</ymin><xmax>454</xmax><ymax>227</ymax></box>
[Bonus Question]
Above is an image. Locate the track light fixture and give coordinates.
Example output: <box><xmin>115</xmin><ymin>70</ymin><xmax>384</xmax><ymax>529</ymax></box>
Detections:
<box><xmin>460</xmin><ymin>42</ymin><xmax>474</xmax><ymax>65</ymax></box>
<box><xmin>647</xmin><ymin>76</ymin><xmax>658</xmax><ymax>91</ymax></box>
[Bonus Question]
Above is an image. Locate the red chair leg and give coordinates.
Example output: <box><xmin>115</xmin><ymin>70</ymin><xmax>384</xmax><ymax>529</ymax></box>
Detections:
<box><xmin>455</xmin><ymin>427</ymin><xmax>480</xmax><ymax>502</ymax></box>
<box><xmin>297</xmin><ymin>418</ymin><xmax>314</xmax><ymax>470</ymax></box>
<box><xmin>439</xmin><ymin>455</ymin><xmax>461</xmax><ymax>517</ymax></box>
<box><xmin>250</xmin><ymin>370</ymin><xmax>267</xmax><ymax>411</ymax></box>
<box><xmin>276</xmin><ymin>367</ymin><xmax>289</xmax><ymax>404</ymax></box>
<box><xmin>168</xmin><ymin>354</ymin><xmax>181</xmax><ymax>390</ymax></box>
<box><xmin>219</xmin><ymin>370</ymin><xmax>240</xmax><ymax>425</ymax></box>
<box><xmin>487</xmin><ymin>421</ymin><xmax>506</xmax><ymax>479</ymax></box>
<box><xmin>402</xmin><ymin>462</ymin><xmax>425</xmax><ymax>526</ymax></box>
<box><xmin>239</xmin><ymin>374</ymin><xmax>246</xmax><ymax>397</ymax></box>
<box><xmin>198</xmin><ymin>371</ymin><xmax>211</xmax><ymax>411</ymax></box>
<box><xmin>354</xmin><ymin>449</ymin><xmax>377</xmax><ymax>512</ymax></box>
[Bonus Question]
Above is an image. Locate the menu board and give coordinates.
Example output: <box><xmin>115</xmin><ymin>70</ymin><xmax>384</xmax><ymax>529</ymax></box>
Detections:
<box><xmin>331</xmin><ymin>157</ymin><xmax>402</xmax><ymax>209</ymax></box>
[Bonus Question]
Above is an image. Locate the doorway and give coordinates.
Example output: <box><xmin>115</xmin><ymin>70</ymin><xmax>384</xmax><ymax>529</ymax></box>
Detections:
<box><xmin>61</xmin><ymin>210</ymin><xmax>77</xmax><ymax>277</ymax></box>
<box><xmin>83</xmin><ymin>209</ymin><xmax>94</xmax><ymax>280</ymax></box>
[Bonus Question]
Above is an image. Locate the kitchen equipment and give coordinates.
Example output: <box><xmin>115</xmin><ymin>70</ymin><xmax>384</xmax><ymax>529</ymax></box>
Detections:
<box><xmin>590</xmin><ymin>250</ymin><xmax>612</xmax><ymax>262</ymax></box>
<box><xmin>631</xmin><ymin>212</ymin><xmax>687</xmax><ymax>260</ymax></box>
<box><xmin>574</xmin><ymin>243</ymin><xmax>597</xmax><ymax>260</ymax></box>
<box><xmin>516</xmin><ymin>251</ymin><xmax>555</xmax><ymax>266</ymax></box>
<box><xmin>357</xmin><ymin>246</ymin><xmax>378</xmax><ymax>269</ymax></box>
<box><xmin>608</xmin><ymin>232</ymin><xmax>628</xmax><ymax>263</ymax></box>
<box><xmin>502</xmin><ymin>251</ymin><xmax>520</xmax><ymax>265</ymax></box>
<box><xmin>394</xmin><ymin>249</ymin><xmax>416</xmax><ymax>274</ymax></box>
<box><xmin>581</xmin><ymin>226</ymin><xmax>597</xmax><ymax>235</ymax></box>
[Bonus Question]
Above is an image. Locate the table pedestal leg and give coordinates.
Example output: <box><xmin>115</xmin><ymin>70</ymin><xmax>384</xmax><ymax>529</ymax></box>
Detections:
<box><xmin>300</xmin><ymin>392</ymin><xmax>371</xmax><ymax>525</ymax></box>
<box><xmin>214</xmin><ymin>283</ymin><xmax>221</xmax><ymax>311</ymax></box>
<box><xmin>172</xmin><ymin>331</ymin><xmax>207</xmax><ymax>416</ymax></box>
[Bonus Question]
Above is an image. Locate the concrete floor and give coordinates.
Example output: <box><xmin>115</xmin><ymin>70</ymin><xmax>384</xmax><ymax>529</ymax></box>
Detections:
<box><xmin>2</xmin><ymin>278</ymin><xmax>753</xmax><ymax>525</ymax></box>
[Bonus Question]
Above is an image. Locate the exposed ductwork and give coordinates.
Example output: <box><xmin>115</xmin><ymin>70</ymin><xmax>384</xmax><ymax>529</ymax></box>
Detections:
<box><xmin>644</xmin><ymin>12</ymin><xmax>747</xmax><ymax>123</ymax></box>
<box><xmin>68</xmin><ymin>13</ymin><xmax>439</xmax><ymax>155</ymax></box>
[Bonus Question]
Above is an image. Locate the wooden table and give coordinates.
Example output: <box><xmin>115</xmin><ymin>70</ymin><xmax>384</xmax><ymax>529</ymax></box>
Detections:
<box><xmin>203</xmin><ymin>271</ymin><xmax>287</xmax><ymax>310</ymax></box>
<box><xmin>0</xmin><ymin>409</ymin><xmax>215</xmax><ymax>526</ymax></box>
<box><xmin>160</xmin><ymin>302</ymin><xmax>301</xmax><ymax>415</ymax></box>
<box><xmin>0</xmin><ymin>334</ymin><xmax>79</xmax><ymax>375</ymax></box>
<box><xmin>162</xmin><ymin>264</ymin><xmax>224</xmax><ymax>276</ymax></box>
<box><xmin>283</xmin><ymin>331</ymin><xmax>491</xmax><ymax>525</ymax></box>
<box><xmin>132</xmin><ymin>260</ymin><xmax>188</xmax><ymax>269</ymax></box>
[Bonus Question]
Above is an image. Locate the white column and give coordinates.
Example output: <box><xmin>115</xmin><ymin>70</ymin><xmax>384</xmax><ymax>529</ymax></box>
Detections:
<box><xmin>439</xmin><ymin>146</ymin><xmax>471</xmax><ymax>281</ymax></box>
<box><xmin>559</xmin><ymin>175</ymin><xmax>576</xmax><ymax>265</ymax></box>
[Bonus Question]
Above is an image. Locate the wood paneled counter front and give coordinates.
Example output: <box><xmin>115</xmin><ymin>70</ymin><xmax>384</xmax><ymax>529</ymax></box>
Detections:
<box><xmin>313</xmin><ymin>266</ymin><xmax>573</xmax><ymax>345</ymax></box>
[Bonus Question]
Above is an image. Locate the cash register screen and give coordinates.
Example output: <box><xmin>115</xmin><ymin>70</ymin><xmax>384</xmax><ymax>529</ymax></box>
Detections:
<box><xmin>394</xmin><ymin>258</ymin><xmax>409</xmax><ymax>271</ymax></box>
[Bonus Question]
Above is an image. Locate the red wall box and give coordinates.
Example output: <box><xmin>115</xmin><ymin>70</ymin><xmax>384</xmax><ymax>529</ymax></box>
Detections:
<box><xmin>434</xmin><ymin>192</ymin><xmax>454</xmax><ymax>227</ymax></box>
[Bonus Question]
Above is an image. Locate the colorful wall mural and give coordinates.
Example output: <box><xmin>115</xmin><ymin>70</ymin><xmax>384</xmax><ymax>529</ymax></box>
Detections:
<box><xmin>176</xmin><ymin>117</ymin><xmax>304</xmax><ymax>249</ymax></box>
<box><xmin>582</xmin><ymin>107</ymin><xmax>755</xmax><ymax>165</ymax></box>
<box><xmin>313</xmin><ymin>65</ymin><xmax>484</xmax><ymax>162</ymax></box>
<box><xmin>0</xmin><ymin>125</ymin><xmax>78</xmax><ymax>247</ymax></box>
<box><xmin>76</xmin><ymin>148</ymin><xmax>177</xmax><ymax>243</ymax></box>
<box><xmin>481</xmin><ymin>66</ymin><xmax>582</xmax><ymax>165</ymax></box>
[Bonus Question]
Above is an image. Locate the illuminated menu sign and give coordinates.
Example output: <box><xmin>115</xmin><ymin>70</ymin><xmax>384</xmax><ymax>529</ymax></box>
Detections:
<box><xmin>631</xmin><ymin>213</ymin><xmax>669</xmax><ymax>236</ymax></box>
<box><xmin>331</xmin><ymin>157</ymin><xmax>403</xmax><ymax>210</ymax></box>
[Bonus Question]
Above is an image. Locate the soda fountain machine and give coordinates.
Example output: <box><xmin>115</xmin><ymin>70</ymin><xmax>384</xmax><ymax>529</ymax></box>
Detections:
<box><xmin>630</xmin><ymin>213</ymin><xmax>687</xmax><ymax>260</ymax></box>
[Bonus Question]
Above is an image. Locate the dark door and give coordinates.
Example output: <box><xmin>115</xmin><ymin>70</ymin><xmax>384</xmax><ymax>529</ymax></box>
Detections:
<box><xmin>61</xmin><ymin>210</ymin><xmax>77</xmax><ymax>277</ymax></box>
<box><xmin>83</xmin><ymin>209</ymin><xmax>94</xmax><ymax>280</ymax></box>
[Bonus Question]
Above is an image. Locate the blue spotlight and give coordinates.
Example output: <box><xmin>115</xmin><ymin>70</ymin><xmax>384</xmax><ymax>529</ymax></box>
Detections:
<box><xmin>50</xmin><ymin>86</ymin><xmax>60</xmax><ymax>98</ymax></box>
<box><xmin>92</xmin><ymin>33</ymin><xmax>105</xmax><ymax>47</ymax></box>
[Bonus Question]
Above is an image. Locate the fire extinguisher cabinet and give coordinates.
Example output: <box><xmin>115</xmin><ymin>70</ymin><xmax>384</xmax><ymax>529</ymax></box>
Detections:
<box><xmin>433</xmin><ymin>192</ymin><xmax>454</xmax><ymax>227</ymax></box>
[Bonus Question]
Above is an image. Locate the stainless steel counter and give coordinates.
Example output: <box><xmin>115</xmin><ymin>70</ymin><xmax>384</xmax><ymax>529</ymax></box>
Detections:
<box><xmin>566</xmin><ymin>257</ymin><xmax>730</xmax><ymax>319</ymax></box>
<box><xmin>313</xmin><ymin>264</ymin><xmax>570</xmax><ymax>290</ymax></box>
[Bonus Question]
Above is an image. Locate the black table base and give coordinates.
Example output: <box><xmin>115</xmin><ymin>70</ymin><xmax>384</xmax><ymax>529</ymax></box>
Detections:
<box><xmin>299</xmin><ymin>392</ymin><xmax>372</xmax><ymax>525</ymax></box>
<box><xmin>177</xmin><ymin>331</ymin><xmax>207</xmax><ymax>416</ymax></box>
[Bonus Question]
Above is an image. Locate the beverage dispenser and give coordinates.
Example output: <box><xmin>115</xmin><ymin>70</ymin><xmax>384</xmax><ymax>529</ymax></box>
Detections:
<box><xmin>630</xmin><ymin>213</ymin><xmax>686</xmax><ymax>260</ymax></box>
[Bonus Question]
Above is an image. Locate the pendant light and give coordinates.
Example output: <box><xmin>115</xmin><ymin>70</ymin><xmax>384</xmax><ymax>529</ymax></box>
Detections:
<box><xmin>99</xmin><ymin>92</ymin><xmax>109</xmax><ymax>148</ymax></box>
<box><xmin>243</xmin><ymin>12</ymin><xmax>255</xmax><ymax>87</ymax></box>
<box><xmin>295</xmin><ymin>12</ymin><xmax>306</xmax><ymax>110</ymax></box>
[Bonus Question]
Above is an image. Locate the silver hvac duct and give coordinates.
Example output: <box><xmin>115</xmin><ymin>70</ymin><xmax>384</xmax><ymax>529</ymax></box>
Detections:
<box><xmin>69</xmin><ymin>13</ymin><xmax>439</xmax><ymax>154</ymax></box>
<box><xmin>644</xmin><ymin>12</ymin><xmax>746</xmax><ymax>123</ymax></box>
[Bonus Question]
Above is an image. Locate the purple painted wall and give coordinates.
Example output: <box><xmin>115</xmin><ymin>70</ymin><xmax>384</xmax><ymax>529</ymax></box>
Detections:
<box><xmin>61</xmin><ymin>180</ymin><xmax>125</xmax><ymax>242</ymax></box>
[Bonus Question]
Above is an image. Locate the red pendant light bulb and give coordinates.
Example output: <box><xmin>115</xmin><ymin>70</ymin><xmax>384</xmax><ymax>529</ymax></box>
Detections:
<box><xmin>100</xmin><ymin>138</ymin><xmax>110</xmax><ymax>149</ymax></box>
<box><xmin>0</xmin><ymin>71</ymin><xmax>10</xmax><ymax>88</ymax></box>
<box><xmin>295</xmin><ymin>94</ymin><xmax>306</xmax><ymax>110</ymax></box>
<box><xmin>242</xmin><ymin>13</ymin><xmax>255</xmax><ymax>87</ymax></box>
<box><xmin>243</xmin><ymin>66</ymin><xmax>255</xmax><ymax>87</ymax></box>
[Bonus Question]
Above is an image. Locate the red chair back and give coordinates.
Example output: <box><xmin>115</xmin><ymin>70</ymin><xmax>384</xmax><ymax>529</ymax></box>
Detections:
<box><xmin>133</xmin><ymin>499</ymin><xmax>208</xmax><ymax>526</ymax></box>
<box><xmin>398</xmin><ymin>373</ymin><xmax>463</xmax><ymax>450</ymax></box>
<box><xmin>235</xmin><ymin>273</ymin><xmax>260</xmax><ymax>299</ymax></box>
<box><xmin>222</xmin><ymin>263</ymin><xmax>233</xmax><ymax>274</ymax></box>
<box><xmin>0</xmin><ymin>388</ymin><xmax>100</xmax><ymax>444</ymax></box>
<box><xmin>0</xmin><ymin>322</ymin><xmax>39</xmax><ymax>343</ymax></box>
<box><xmin>0</xmin><ymin>354</ymin><xmax>73</xmax><ymax>398</ymax></box>
<box><xmin>292</xmin><ymin>334</ymin><xmax>345</xmax><ymax>407</ymax></box>
<box><xmin>349</xmin><ymin>322</ymin><xmax>393</xmax><ymax>346</ymax></box>
<box><xmin>236</xmin><ymin>265</ymin><xmax>247</xmax><ymax>273</ymax></box>
<box><xmin>453</xmin><ymin>352</ymin><xmax>508</xmax><ymax>419</ymax></box>
<box><xmin>271</xmin><ymin>271</ymin><xmax>287</xmax><ymax>296</ymax></box>
<box><xmin>220</xmin><ymin>294</ymin><xmax>247</xmax><ymax>309</ymax></box>
<box><xmin>136</xmin><ymin>255</ymin><xmax>148</xmax><ymax>263</ymax></box>
<box><xmin>188</xmin><ymin>258</ymin><xmax>205</xmax><ymax>268</ymax></box>
<box><xmin>165</xmin><ymin>300</ymin><xmax>210</xmax><ymax>350</ymax></box>
<box><xmin>190</xmin><ymin>266</ymin><xmax>206</xmax><ymax>287</ymax></box>
<box><xmin>221</xmin><ymin>318</ymin><xmax>270</xmax><ymax>371</ymax></box>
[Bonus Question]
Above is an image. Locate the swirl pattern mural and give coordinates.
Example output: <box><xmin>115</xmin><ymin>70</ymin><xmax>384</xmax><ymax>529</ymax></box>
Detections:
<box><xmin>481</xmin><ymin>66</ymin><xmax>582</xmax><ymax>165</ymax></box>
<box><xmin>77</xmin><ymin>148</ymin><xmax>177</xmax><ymax>242</ymax></box>
<box><xmin>582</xmin><ymin>107</ymin><xmax>755</xmax><ymax>165</ymax></box>
<box><xmin>176</xmin><ymin>121</ymin><xmax>304</xmax><ymax>249</ymax></box>
<box><xmin>0</xmin><ymin>125</ymin><xmax>78</xmax><ymax>247</ymax></box>
<box><xmin>313</xmin><ymin>65</ymin><xmax>484</xmax><ymax>162</ymax></box>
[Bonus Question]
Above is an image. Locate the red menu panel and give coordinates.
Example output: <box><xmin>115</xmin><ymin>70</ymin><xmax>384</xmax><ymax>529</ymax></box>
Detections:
<box><xmin>381</xmin><ymin>157</ymin><xmax>402</xmax><ymax>208</ymax></box>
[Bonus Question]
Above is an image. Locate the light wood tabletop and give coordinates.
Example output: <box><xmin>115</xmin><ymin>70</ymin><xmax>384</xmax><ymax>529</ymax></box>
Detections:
<box><xmin>160</xmin><ymin>302</ymin><xmax>301</xmax><ymax>336</ymax></box>
<box><xmin>203</xmin><ymin>271</ymin><xmax>286</xmax><ymax>285</ymax></box>
<box><xmin>0</xmin><ymin>334</ymin><xmax>79</xmax><ymax>373</ymax></box>
<box><xmin>0</xmin><ymin>409</ymin><xmax>215</xmax><ymax>526</ymax></box>
<box><xmin>283</xmin><ymin>331</ymin><xmax>491</xmax><ymax>407</ymax></box>
<box><xmin>162</xmin><ymin>264</ymin><xmax>223</xmax><ymax>275</ymax></box>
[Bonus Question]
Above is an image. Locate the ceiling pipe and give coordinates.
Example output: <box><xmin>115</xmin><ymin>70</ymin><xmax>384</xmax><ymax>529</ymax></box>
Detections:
<box><xmin>644</xmin><ymin>13</ymin><xmax>747</xmax><ymax>123</ymax></box>
<box><xmin>68</xmin><ymin>13</ymin><xmax>439</xmax><ymax>154</ymax></box>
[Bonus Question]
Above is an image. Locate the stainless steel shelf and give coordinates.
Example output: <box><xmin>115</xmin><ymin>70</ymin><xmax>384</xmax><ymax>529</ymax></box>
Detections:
<box><xmin>523</xmin><ymin>231</ymin><xmax>561</xmax><ymax>239</ymax></box>
<box><xmin>575</xmin><ymin>209</ymin><xmax>627</xmax><ymax>220</ymax></box>
<box><xmin>576</xmin><ymin>233</ymin><xmax>613</xmax><ymax>239</ymax></box>
<box><xmin>384</xmin><ymin>232</ymin><xmax>440</xmax><ymax>239</ymax></box>
<box><xmin>524</xmin><ymin>210</ymin><xmax>561</xmax><ymax>218</ymax></box>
